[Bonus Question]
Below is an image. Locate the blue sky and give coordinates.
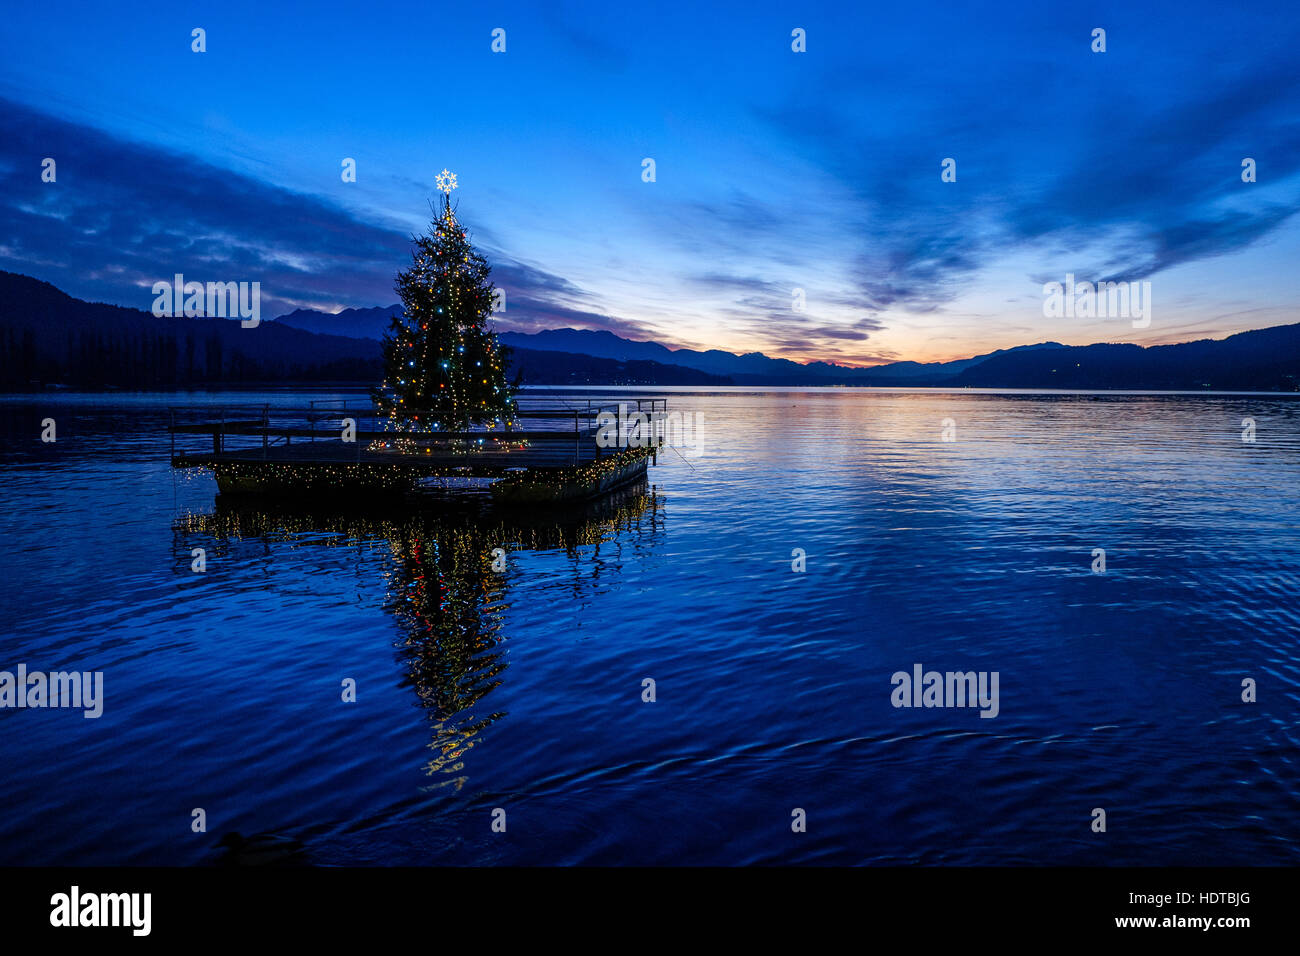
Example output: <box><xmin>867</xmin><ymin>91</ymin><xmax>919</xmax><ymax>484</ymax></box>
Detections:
<box><xmin>2</xmin><ymin>0</ymin><xmax>1298</xmax><ymax>364</ymax></box>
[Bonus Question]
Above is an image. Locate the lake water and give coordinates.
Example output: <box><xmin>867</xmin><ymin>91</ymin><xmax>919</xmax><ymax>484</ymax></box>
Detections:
<box><xmin>2</xmin><ymin>388</ymin><xmax>1298</xmax><ymax>865</ymax></box>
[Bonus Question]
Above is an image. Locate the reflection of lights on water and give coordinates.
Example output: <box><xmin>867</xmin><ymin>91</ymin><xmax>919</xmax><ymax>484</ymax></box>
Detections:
<box><xmin>171</xmin><ymin>487</ymin><xmax>663</xmax><ymax>785</ymax></box>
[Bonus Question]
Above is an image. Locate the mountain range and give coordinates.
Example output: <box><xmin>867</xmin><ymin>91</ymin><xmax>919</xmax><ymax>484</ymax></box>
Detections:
<box><xmin>2</xmin><ymin>271</ymin><xmax>1298</xmax><ymax>391</ymax></box>
<box><xmin>0</xmin><ymin>273</ymin><xmax>727</xmax><ymax>388</ymax></box>
<box><xmin>274</xmin><ymin>301</ymin><xmax>1300</xmax><ymax>390</ymax></box>
<box><xmin>272</xmin><ymin>304</ymin><xmax>1071</xmax><ymax>383</ymax></box>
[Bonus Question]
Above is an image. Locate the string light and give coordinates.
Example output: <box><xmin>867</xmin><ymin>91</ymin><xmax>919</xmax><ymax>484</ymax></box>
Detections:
<box><xmin>192</xmin><ymin>443</ymin><xmax>653</xmax><ymax>502</ymax></box>
<box><xmin>491</xmin><ymin>446</ymin><xmax>655</xmax><ymax>503</ymax></box>
<box><xmin>372</xmin><ymin>190</ymin><xmax>517</xmax><ymax>439</ymax></box>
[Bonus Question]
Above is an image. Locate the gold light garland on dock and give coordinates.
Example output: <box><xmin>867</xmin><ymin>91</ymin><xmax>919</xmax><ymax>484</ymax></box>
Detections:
<box><xmin>198</xmin><ymin>444</ymin><xmax>655</xmax><ymax>501</ymax></box>
<box><xmin>491</xmin><ymin>446</ymin><xmax>655</xmax><ymax>502</ymax></box>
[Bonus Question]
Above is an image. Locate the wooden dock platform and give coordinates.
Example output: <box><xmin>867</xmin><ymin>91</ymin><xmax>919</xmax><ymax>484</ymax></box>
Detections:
<box><xmin>169</xmin><ymin>399</ymin><xmax>668</xmax><ymax>502</ymax></box>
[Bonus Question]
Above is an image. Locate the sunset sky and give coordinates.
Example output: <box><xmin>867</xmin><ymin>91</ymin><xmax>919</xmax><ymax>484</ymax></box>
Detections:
<box><xmin>2</xmin><ymin>0</ymin><xmax>1299</xmax><ymax>365</ymax></box>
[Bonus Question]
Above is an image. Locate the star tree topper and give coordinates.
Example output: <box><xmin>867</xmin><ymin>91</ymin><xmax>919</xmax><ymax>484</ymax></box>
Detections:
<box><xmin>435</xmin><ymin>168</ymin><xmax>458</xmax><ymax>194</ymax></box>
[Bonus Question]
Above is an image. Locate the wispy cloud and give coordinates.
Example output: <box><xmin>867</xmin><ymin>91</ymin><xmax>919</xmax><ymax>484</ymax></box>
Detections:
<box><xmin>0</xmin><ymin>97</ymin><xmax>654</xmax><ymax>341</ymax></box>
<box><xmin>0</xmin><ymin>98</ymin><xmax>409</xmax><ymax>315</ymax></box>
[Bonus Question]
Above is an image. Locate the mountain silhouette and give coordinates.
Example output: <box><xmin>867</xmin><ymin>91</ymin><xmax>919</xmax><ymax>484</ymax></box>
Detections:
<box><xmin>274</xmin><ymin>305</ymin><xmax>1071</xmax><ymax>382</ymax></box>
<box><xmin>0</xmin><ymin>272</ymin><xmax>729</xmax><ymax>388</ymax></box>
<box><xmin>3</xmin><ymin>271</ymin><xmax>1298</xmax><ymax>390</ymax></box>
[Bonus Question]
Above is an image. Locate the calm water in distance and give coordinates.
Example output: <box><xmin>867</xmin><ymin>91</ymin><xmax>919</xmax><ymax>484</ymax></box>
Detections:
<box><xmin>1</xmin><ymin>387</ymin><xmax>1298</xmax><ymax>865</ymax></box>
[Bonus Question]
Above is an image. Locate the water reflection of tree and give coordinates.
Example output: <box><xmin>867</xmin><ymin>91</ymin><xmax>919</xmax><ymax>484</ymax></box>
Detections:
<box><xmin>174</xmin><ymin>485</ymin><xmax>663</xmax><ymax>790</ymax></box>
<box><xmin>384</xmin><ymin>520</ymin><xmax>508</xmax><ymax>790</ymax></box>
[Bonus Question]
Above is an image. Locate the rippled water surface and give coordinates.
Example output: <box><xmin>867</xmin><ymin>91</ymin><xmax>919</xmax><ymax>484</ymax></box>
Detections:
<box><xmin>2</xmin><ymin>388</ymin><xmax>1298</xmax><ymax>865</ymax></box>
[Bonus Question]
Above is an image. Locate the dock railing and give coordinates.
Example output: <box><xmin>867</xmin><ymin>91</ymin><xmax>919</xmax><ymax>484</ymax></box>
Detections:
<box><xmin>168</xmin><ymin>397</ymin><xmax>670</xmax><ymax>467</ymax></box>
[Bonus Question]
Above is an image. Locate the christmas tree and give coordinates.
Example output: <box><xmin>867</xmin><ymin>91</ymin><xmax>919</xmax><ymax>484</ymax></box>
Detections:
<box><xmin>373</xmin><ymin>185</ymin><xmax>516</xmax><ymax>438</ymax></box>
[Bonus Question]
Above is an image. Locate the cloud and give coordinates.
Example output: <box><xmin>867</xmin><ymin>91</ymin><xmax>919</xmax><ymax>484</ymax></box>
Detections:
<box><xmin>752</xmin><ymin>26</ymin><xmax>1300</xmax><ymax>314</ymax></box>
<box><xmin>484</xmin><ymin>255</ymin><xmax>651</xmax><ymax>337</ymax></box>
<box><xmin>0</xmin><ymin>97</ymin><xmax>648</xmax><ymax>341</ymax></box>
<box><xmin>0</xmin><ymin>97</ymin><xmax>412</xmax><ymax>315</ymax></box>
<box><xmin>544</xmin><ymin>2</ymin><xmax>630</xmax><ymax>74</ymax></box>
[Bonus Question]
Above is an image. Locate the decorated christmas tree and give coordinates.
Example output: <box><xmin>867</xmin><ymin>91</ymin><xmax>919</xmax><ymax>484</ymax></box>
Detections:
<box><xmin>373</xmin><ymin>175</ymin><xmax>516</xmax><ymax>438</ymax></box>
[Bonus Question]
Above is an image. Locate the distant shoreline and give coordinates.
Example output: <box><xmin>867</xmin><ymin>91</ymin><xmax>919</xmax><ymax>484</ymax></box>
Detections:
<box><xmin>5</xmin><ymin>272</ymin><xmax>1299</xmax><ymax>394</ymax></box>
<box><xmin>6</xmin><ymin>384</ymin><xmax>1300</xmax><ymax>399</ymax></box>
